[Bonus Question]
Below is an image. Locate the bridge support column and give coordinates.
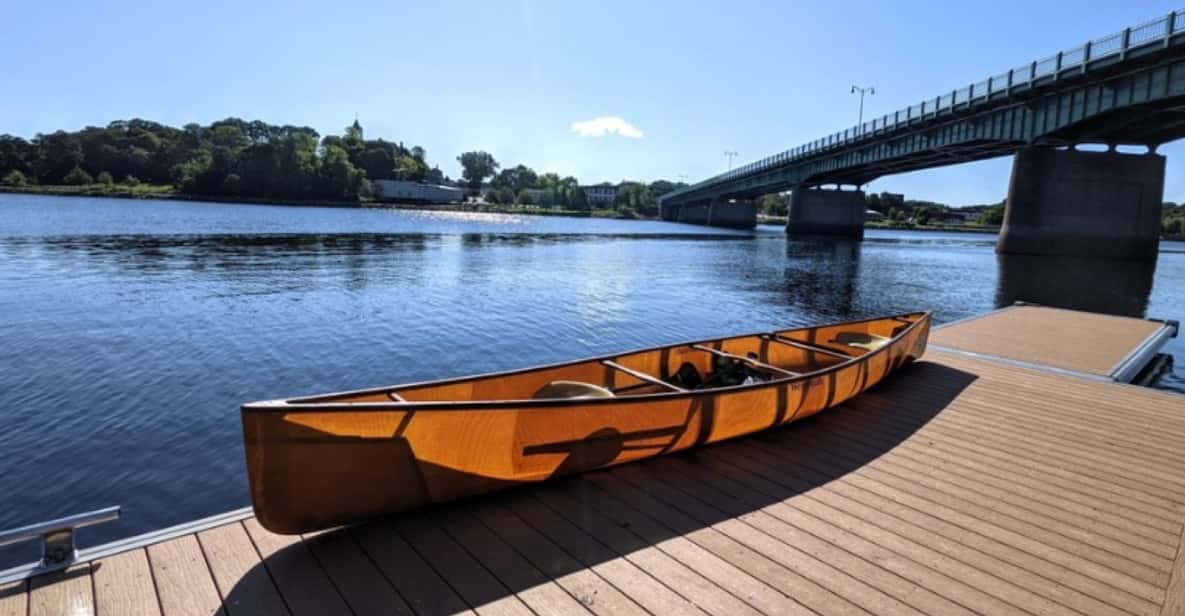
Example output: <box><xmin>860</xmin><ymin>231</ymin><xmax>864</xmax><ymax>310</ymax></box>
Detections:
<box><xmin>997</xmin><ymin>148</ymin><xmax>1164</xmax><ymax>260</ymax></box>
<box><xmin>706</xmin><ymin>199</ymin><xmax>757</xmax><ymax>229</ymax></box>
<box><xmin>787</xmin><ymin>188</ymin><xmax>865</xmax><ymax>238</ymax></box>
<box><xmin>675</xmin><ymin>202</ymin><xmax>710</xmax><ymax>225</ymax></box>
<box><xmin>671</xmin><ymin>199</ymin><xmax>756</xmax><ymax>228</ymax></box>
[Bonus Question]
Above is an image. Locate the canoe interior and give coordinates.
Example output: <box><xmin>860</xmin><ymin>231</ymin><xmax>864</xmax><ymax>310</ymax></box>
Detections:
<box><xmin>294</xmin><ymin>312</ymin><xmax>929</xmax><ymax>405</ymax></box>
<box><xmin>242</xmin><ymin>312</ymin><xmax>931</xmax><ymax>533</ymax></box>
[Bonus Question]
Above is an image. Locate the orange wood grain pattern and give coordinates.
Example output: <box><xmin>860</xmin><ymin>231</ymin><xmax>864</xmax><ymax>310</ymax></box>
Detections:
<box><xmin>244</xmin><ymin>312</ymin><xmax>931</xmax><ymax>534</ymax></box>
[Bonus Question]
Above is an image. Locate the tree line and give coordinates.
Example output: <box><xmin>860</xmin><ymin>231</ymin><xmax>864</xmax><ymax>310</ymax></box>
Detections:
<box><xmin>0</xmin><ymin>118</ymin><xmax>686</xmax><ymax>215</ymax></box>
<box><xmin>758</xmin><ymin>190</ymin><xmax>1004</xmax><ymax>226</ymax></box>
<box><xmin>0</xmin><ymin>118</ymin><xmax>445</xmax><ymax>201</ymax></box>
<box><xmin>453</xmin><ymin>151</ymin><xmax>682</xmax><ymax>216</ymax></box>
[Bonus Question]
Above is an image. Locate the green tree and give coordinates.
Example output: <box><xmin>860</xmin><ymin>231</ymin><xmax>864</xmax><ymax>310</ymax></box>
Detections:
<box><xmin>395</xmin><ymin>155</ymin><xmax>427</xmax><ymax>182</ymax></box>
<box><xmin>62</xmin><ymin>166</ymin><xmax>93</xmax><ymax>185</ymax></box>
<box><xmin>760</xmin><ymin>193</ymin><xmax>788</xmax><ymax>216</ymax></box>
<box><xmin>456</xmin><ymin>151</ymin><xmax>499</xmax><ymax>191</ymax></box>
<box><xmin>570</xmin><ymin>187</ymin><xmax>589</xmax><ymax>210</ymax></box>
<box><xmin>320</xmin><ymin>145</ymin><xmax>365</xmax><ymax>200</ymax></box>
<box><xmin>515</xmin><ymin>189</ymin><xmax>535</xmax><ymax>205</ymax></box>
<box><xmin>915</xmin><ymin>208</ymin><xmax>931</xmax><ymax>225</ymax></box>
<box><xmin>977</xmin><ymin>204</ymin><xmax>1005</xmax><ymax>225</ymax></box>
<box><xmin>361</xmin><ymin>147</ymin><xmax>395</xmax><ymax>180</ymax></box>
<box><xmin>96</xmin><ymin>171</ymin><xmax>114</xmax><ymax>185</ymax></box>
<box><xmin>492</xmin><ymin>164</ymin><xmax>537</xmax><ymax>193</ymax></box>
<box><xmin>2</xmin><ymin>169</ymin><xmax>26</xmax><ymax>186</ymax></box>
<box><xmin>615</xmin><ymin>181</ymin><xmax>655</xmax><ymax>216</ymax></box>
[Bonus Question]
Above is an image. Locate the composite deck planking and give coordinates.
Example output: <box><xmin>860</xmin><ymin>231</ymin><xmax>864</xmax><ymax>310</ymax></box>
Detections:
<box><xmin>7</xmin><ymin>311</ymin><xmax>1185</xmax><ymax>615</ymax></box>
<box><xmin>930</xmin><ymin>305</ymin><xmax>1170</xmax><ymax>378</ymax></box>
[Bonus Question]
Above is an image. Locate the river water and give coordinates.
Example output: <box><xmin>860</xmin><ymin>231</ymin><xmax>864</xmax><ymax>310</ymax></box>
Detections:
<box><xmin>0</xmin><ymin>193</ymin><xmax>1182</xmax><ymax>565</ymax></box>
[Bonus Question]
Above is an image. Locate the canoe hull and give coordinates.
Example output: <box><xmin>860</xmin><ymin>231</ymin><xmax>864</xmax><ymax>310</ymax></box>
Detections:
<box><xmin>243</xmin><ymin>312</ymin><xmax>930</xmax><ymax>533</ymax></box>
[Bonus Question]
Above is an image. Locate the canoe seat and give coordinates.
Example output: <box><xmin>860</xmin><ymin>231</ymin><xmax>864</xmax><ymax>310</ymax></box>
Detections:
<box><xmin>533</xmin><ymin>381</ymin><xmax>616</xmax><ymax>400</ymax></box>
<box><xmin>833</xmin><ymin>332</ymin><xmax>891</xmax><ymax>352</ymax></box>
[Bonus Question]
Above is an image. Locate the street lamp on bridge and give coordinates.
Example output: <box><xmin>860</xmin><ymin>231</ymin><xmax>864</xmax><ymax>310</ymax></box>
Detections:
<box><xmin>851</xmin><ymin>85</ymin><xmax>875</xmax><ymax>134</ymax></box>
<box><xmin>723</xmin><ymin>150</ymin><xmax>738</xmax><ymax>171</ymax></box>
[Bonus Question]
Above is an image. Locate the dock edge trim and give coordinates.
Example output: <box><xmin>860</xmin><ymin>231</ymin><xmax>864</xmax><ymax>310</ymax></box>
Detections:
<box><xmin>1110</xmin><ymin>320</ymin><xmax>1179</xmax><ymax>383</ymax></box>
<box><xmin>0</xmin><ymin>506</ymin><xmax>254</xmax><ymax>585</ymax></box>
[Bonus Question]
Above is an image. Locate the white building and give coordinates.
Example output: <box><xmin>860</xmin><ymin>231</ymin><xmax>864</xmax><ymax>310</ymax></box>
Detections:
<box><xmin>372</xmin><ymin>180</ymin><xmax>464</xmax><ymax>204</ymax></box>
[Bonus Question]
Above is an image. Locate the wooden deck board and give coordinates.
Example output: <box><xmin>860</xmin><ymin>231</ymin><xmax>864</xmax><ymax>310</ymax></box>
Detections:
<box><xmin>242</xmin><ymin>518</ymin><xmax>351</xmax><ymax>616</ymax></box>
<box><xmin>531</xmin><ymin>487</ymin><xmax>767</xmax><ymax>616</ymax></box>
<box><xmin>545</xmin><ymin>478</ymin><xmax>812</xmax><ymax>616</ymax></box>
<box><xmin>0</xmin><ymin>580</ymin><xmax>26</xmax><ymax>616</ymax></box>
<box><xmin>931</xmin><ymin>305</ymin><xmax>1166</xmax><ymax>376</ymax></box>
<box><xmin>301</xmin><ymin>527</ymin><xmax>414</xmax><ymax>615</ymax></box>
<box><xmin>437</xmin><ymin>508</ymin><xmax>595</xmax><ymax>615</ymax></box>
<box><xmin>350</xmin><ymin>521</ymin><xmax>476</xmax><ymax>616</ymax></box>
<box><xmin>711</xmin><ymin>438</ymin><xmax>1157</xmax><ymax>616</ymax></box>
<box><xmin>146</xmin><ymin>534</ymin><xmax>224</xmax><ymax>616</ymax></box>
<box><xmin>197</xmin><ymin>522</ymin><xmax>288</xmax><ymax>616</ymax></box>
<box><xmin>28</xmin><ymin>563</ymin><xmax>93</xmax><ymax>616</ymax></box>
<box><xmin>504</xmin><ymin>492</ymin><xmax>709</xmax><ymax>616</ymax></box>
<box><xmin>92</xmin><ymin>549</ymin><xmax>160</xmax><ymax>616</ymax></box>
<box><xmin>582</xmin><ymin>471</ymin><xmax>868</xmax><ymax>616</ymax></box>
<box><xmin>468</xmin><ymin>501</ymin><xmax>648</xmax><ymax>616</ymax></box>
<box><xmin>13</xmin><ymin>310</ymin><xmax>1185</xmax><ymax>616</ymax></box>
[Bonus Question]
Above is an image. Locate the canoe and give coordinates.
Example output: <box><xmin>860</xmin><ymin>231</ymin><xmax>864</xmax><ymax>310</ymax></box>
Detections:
<box><xmin>242</xmin><ymin>311</ymin><xmax>931</xmax><ymax>533</ymax></box>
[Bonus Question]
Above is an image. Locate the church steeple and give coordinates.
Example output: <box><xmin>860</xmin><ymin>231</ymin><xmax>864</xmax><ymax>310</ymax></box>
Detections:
<box><xmin>349</xmin><ymin>115</ymin><xmax>363</xmax><ymax>140</ymax></box>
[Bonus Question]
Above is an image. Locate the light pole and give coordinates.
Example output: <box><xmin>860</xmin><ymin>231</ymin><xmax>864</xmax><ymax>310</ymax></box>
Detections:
<box><xmin>723</xmin><ymin>150</ymin><xmax>738</xmax><ymax>171</ymax></box>
<box><xmin>851</xmin><ymin>85</ymin><xmax>875</xmax><ymax>134</ymax></box>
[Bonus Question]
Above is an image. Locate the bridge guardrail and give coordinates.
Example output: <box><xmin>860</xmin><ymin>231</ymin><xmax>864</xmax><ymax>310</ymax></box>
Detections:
<box><xmin>664</xmin><ymin>9</ymin><xmax>1185</xmax><ymax>203</ymax></box>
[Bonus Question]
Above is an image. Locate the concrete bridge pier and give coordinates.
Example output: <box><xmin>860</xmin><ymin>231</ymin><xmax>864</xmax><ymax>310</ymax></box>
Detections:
<box><xmin>669</xmin><ymin>199</ymin><xmax>757</xmax><ymax>229</ymax></box>
<box><xmin>997</xmin><ymin>148</ymin><xmax>1165</xmax><ymax>260</ymax></box>
<box><xmin>706</xmin><ymin>199</ymin><xmax>757</xmax><ymax>229</ymax></box>
<box><xmin>675</xmin><ymin>201</ymin><xmax>710</xmax><ymax>225</ymax></box>
<box><xmin>787</xmin><ymin>187</ymin><xmax>866</xmax><ymax>238</ymax></box>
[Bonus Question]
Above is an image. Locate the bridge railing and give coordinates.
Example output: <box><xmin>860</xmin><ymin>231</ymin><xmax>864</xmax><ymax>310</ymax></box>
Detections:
<box><xmin>664</xmin><ymin>9</ymin><xmax>1185</xmax><ymax>202</ymax></box>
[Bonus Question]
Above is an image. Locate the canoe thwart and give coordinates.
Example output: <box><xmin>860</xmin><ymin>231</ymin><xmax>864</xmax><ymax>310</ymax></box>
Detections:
<box><xmin>766</xmin><ymin>335</ymin><xmax>854</xmax><ymax>360</ymax></box>
<box><xmin>601</xmin><ymin>360</ymin><xmax>687</xmax><ymax>393</ymax></box>
<box><xmin>689</xmin><ymin>344</ymin><xmax>801</xmax><ymax>377</ymax></box>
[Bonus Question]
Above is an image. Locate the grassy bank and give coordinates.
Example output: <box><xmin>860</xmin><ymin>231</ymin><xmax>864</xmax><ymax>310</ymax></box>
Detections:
<box><xmin>378</xmin><ymin>203</ymin><xmax>636</xmax><ymax>219</ymax></box>
<box><xmin>0</xmin><ymin>183</ymin><xmax>177</xmax><ymax>199</ymax></box>
<box><xmin>0</xmin><ymin>184</ymin><xmax>648</xmax><ymax>219</ymax></box>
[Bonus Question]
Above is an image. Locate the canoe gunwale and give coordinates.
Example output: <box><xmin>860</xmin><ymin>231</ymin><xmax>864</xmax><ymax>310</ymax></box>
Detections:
<box><xmin>242</xmin><ymin>311</ymin><xmax>931</xmax><ymax>415</ymax></box>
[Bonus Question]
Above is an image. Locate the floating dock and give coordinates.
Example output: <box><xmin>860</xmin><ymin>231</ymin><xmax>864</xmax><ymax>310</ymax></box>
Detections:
<box><xmin>2</xmin><ymin>306</ymin><xmax>1183</xmax><ymax>616</ymax></box>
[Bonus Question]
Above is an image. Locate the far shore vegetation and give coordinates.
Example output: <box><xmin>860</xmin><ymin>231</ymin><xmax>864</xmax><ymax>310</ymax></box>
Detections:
<box><xmin>1</xmin><ymin>117</ymin><xmax>1182</xmax><ymax>234</ymax></box>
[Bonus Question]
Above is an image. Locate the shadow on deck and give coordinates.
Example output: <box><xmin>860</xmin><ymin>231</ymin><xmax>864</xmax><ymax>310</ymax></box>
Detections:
<box><xmin>221</xmin><ymin>360</ymin><xmax>975</xmax><ymax>615</ymax></box>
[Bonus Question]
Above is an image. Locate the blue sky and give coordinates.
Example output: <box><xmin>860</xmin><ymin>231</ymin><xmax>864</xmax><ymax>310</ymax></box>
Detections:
<box><xmin>3</xmin><ymin>0</ymin><xmax>1183</xmax><ymax>205</ymax></box>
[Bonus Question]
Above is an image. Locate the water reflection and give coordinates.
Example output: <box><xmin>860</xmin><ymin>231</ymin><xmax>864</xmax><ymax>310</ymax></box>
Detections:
<box><xmin>781</xmin><ymin>238</ymin><xmax>862</xmax><ymax>318</ymax></box>
<box><xmin>996</xmin><ymin>254</ymin><xmax>1156</xmax><ymax>318</ymax></box>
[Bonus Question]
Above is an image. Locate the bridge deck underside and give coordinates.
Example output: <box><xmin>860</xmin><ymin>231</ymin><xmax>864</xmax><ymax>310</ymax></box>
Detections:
<box><xmin>665</xmin><ymin>49</ymin><xmax>1185</xmax><ymax>206</ymax></box>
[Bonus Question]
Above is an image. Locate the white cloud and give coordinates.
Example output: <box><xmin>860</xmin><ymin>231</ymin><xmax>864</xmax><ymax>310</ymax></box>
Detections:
<box><xmin>570</xmin><ymin>116</ymin><xmax>644</xmax><ymax>139</ymax></box>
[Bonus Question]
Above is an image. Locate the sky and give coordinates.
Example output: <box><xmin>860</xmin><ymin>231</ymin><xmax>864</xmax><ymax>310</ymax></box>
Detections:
<box><xmin>2</xmin><ymin>0</ymin><xmax>1183</xmax><ymax>205</ymax></box>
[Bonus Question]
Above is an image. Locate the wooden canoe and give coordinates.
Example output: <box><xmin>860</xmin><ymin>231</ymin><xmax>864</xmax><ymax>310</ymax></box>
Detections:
<box><xmin>242</xmin><ymin>311</ymin><xmax>931</xmax><ymax>533</ymax></box>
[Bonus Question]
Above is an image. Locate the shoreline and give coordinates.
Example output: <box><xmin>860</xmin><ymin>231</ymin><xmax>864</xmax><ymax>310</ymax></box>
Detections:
<box><xmin>7</xmin><ymin>186</ymin><xmax>1184</xmax><ymax>240</ymax></box>
<box><xmin>0</xmin><ymin>185</ymin><xmax>636</xmax><ymax>219</ymax></box>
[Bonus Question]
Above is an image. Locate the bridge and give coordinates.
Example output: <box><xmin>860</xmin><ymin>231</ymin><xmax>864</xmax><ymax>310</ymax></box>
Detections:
<box><xmin>659</xmin><ymin>10</ymin><xmax>1185</xmax><ymax>259</ymax></box>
